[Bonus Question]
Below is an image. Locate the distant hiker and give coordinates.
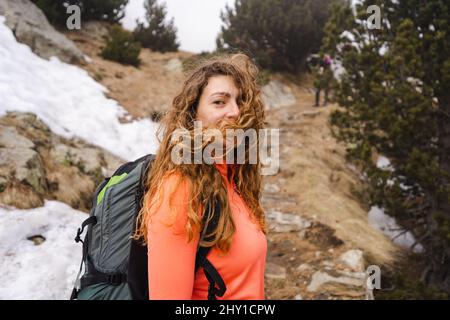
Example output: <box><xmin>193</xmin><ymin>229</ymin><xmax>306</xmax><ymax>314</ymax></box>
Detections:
<box><xmin>306</xmin><ymin>53</ymin><xmax>320</xmax><ymax>74</ymax></box>
<box><xmin>314</xmin><ymin>53</ymin><xmax>333</xmax><ymax>107</ymax></box>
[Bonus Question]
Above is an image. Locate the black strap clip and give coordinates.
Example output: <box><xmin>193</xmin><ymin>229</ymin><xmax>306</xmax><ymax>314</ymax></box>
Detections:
<box><xmin>74</xmin><ymin>227</ymin><xmax>83</xmax><ymax>243</ymax></box>
<box><xmin>107</xmin><ymin>273</ymin><xmax>126</xmax><ymax>286</ymax></box>
<box><xmin>75</xmin><ymin>216</ymin><xmax>97</xmax><ymax>243</ymax></box>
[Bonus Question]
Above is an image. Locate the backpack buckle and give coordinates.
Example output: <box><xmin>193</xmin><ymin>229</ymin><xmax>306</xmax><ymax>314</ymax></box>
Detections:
<box><xmin>107</xmin><ymin>273</ymin><xmax>125</xmax><ymax>285</ymax></box>
<box><xmin>75</xmin><ymin>227</ymin><xmax>83</xmax><ymax>243</ymax></box>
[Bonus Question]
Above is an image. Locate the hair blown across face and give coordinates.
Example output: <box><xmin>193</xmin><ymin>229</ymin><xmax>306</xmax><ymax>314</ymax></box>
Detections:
<box><xmin>133</xmin><ymin>53</ymin><xmax>267</xmax><ymax>253</ymax></box>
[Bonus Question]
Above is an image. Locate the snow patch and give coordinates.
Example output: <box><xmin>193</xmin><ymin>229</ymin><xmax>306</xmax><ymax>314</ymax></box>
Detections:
<box><xmin>0</xmin><ymin>201</ymin><xmax>87</xmax><ymax>299</ymax></box>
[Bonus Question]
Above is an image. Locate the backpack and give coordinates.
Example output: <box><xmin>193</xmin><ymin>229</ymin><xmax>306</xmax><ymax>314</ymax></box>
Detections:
<box><xmin>70</xmin><ymin>153</ymin><xmax>226</xmax><ymax>300</ymax></box>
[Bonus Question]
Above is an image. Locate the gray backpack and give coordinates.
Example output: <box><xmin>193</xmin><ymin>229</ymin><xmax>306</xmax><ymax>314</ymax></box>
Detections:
<box><xmin>70</xmin><ymin>154</ymin><xmax>226</xmax><ymax>300</ymax></box>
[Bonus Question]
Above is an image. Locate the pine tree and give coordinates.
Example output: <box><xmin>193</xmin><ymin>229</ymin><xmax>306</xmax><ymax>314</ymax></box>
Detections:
<box><xmin>216</xmin><ymin>0</ymin><xmax>337</xmax><ymax>73</ymax></box>
<box><xmin>133</xmin><ymin>0</ymin><xmax>179</xmax><ymax>53</ymax></box>
<box><xmin>101</xmin><ymin>25</ymin><xmax>141</xmax><ymax>67</ymax></box>
<box><xmin>323</xmin><ymin>0</ymin><xmax>450</xmax><ymax>292</ymax></box>
<box><xmin>82</xmin><ymin>0</ymin><xmax>128</xmax><ymax>23</ymax></box>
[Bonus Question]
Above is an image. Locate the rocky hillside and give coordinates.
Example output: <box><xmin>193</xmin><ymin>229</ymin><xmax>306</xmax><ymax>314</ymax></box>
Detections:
<box><xmin>0</xmin><ymin>111</ymin><xmax>124</xmax><ymax>212</ymax></box>
<box><xmin>0</xmin><ymin>0</ymin><xmax>84</xmax><ymax>64</ymax></box>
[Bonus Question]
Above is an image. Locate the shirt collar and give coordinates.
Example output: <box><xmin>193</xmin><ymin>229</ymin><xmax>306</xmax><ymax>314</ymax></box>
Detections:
<box><xmin>213</xmin><ymin>161</ymin><xmax>238</xmax><ymax>186</ymax></box>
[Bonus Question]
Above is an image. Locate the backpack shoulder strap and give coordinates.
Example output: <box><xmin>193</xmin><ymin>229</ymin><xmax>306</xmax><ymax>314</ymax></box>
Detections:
<box><xmin>194</xmin><ymin>198</ymin><xmax>226</xmax><ymax>300</ymax></box>
<box><xmin>136</xmin><ymin>154</ymin><xmax>155</xmax><ymax>200</ymax></box>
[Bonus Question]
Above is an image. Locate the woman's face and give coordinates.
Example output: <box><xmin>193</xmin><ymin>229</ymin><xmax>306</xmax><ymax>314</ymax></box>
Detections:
<box><xmin>196</xmin><ymin>75</ymin><xmax>240</xmax><ymax>128</ymax></box>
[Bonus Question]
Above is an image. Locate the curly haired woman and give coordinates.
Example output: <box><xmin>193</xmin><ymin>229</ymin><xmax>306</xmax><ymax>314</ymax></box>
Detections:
<box><xmin>134</xmin><ymin>53</ymin><xmax>268</xmax><ymax>300</ymax></box>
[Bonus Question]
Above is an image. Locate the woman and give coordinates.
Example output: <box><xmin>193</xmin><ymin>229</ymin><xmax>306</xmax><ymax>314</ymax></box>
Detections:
<box><xmin>133</xmin><ymin>53</ymin><xmax>268</xmax><ymax>300</ymax></box>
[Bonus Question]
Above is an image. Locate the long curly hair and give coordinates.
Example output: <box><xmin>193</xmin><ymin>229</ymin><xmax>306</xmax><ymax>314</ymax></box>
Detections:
<box><xmin>133</xmin><ymin>53</ymin><xmax>267</xmax><ymax>253</ymax></box>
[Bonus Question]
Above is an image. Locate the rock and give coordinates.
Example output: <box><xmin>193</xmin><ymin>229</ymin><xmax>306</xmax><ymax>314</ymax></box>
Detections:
<box><xmin>0</xmin><ymin>125</ymin><xmax>46</xmax><ymax>194</ymax></box>
<box><xmin>99</xmin><ymin>150</ymin><xmax>126</xmax><ymax>177</ymax></box>
<box><xmin>262</xmin><ymin>80</ymin><xmax>296</xmax><ymax>109</ymax></box>
<box><xmin>336</xmin><ymin>269</ymin><xmax>366</xmax><ymax>279</ymax></box>
<box><xmin>338</xmin><ymin>249</ymin><xmax>365</xmax><ymax>272</ymax></box>
<box><xmin>307</xmin><ymin>271</ymin><xmax>366</xmax><ymax>296</ymax></box>
<box><xmin>276</xmin><ymin>239</ymin><xmax>295</xmax><ymax>253</ymax></box>
<box><xmin>298</xmin><ymin>229</ymin><xmax>307</xmax><ymax>240</ymax></box>
<box><xmin>49</xmin><ymin>137</ymin><xmax>124</xmax><ymax>178</ymax></box>
<box><xmin>321</xmin><ymin>260</ymin><xmax>335</xmax><ymax>270</ymax></box>
<box><xmin>164</xmin><ymin>58</ymin><xmax>183</xmax><ymax>74</ymax></box>
<box><xmin>302</xmin><ymin>110</ymin><xmax>321</xmax><ymax>118</ymax></box>
<box><xmin>0</xmin><ymin>176</ymin><xmax>7</xmax><ymax>192</ymax></box>
<box><xmin>294</xmin><ymin>294</ymin><xmax>303</xmax><ymax>300</ymax></box>
<box><xmin>266</xmin><ymin>262</ymin><xmax>287</xmax><ymax>280</ymax></box>
<box><xmin>27</xmin><ymin>234</ymin><xmax>45</xmax><ymax>245</ymax></box>
<box><xmin>2</xmin><ymin>112</ymin><xmax>51</xmax><ymax>137</ymax></box>
<box><xmin>0</xmin><ymin>124</ymin><xmax>47</xmax><ymax>208</ymax></box>
<box><xmin>73</xmin><ymin>147</ymin><xmax>105</xmax><ymax>173</ymax></box>
<box><xmin>261</xmin><ymin>192</ymin><xmax>297</xmax><ymax>205</ymax></box>
<box><xmin>50</xmin><ymin>143</ymin><xmax>102</xmax><ymax>174</ymax></box>
<box><xmin>0</xmin><ymin>0</ymin><xmax>85</xmax><ymax>64</ymax></box>
<box><xmin>0</xmin><ymin>125</ymin><xmax>34</xmax><ymax>149</ymax></box>
<box><xmin>267</xmin><ymin>210</ymin><xmax>312</xmax><ymax>233</ymax></box>
<box><xmin>263</xmin><ymin>183</ymin><xmax>280</xmax><ymax>193</ymax></box>
<box><xmin>296</xmin><ymin>263</ymin><xmax>313</xmax><ymax>273</ymax></box>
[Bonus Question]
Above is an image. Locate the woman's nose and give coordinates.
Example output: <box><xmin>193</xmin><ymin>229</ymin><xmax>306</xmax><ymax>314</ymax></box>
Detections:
<box><xmin>227</xmin><ymin>101</ymin><xmax>240</xmax><ymax>120</ymax></box>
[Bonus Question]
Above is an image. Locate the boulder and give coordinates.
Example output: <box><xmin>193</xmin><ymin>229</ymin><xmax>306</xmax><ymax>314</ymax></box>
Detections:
<box><xmin>307</xmin><ymin>270</ymin><xmax>368</xmax><ymax>298</ymax></box>
<box><xmin>0</xmin><ymin>0</ymin><xmax>85</xmax><ymax>64</ymax></box>
<box><xmin>0</xmin><ymin>124</ymin><xmax>47</xmax><ymax>208</ymax></box>
<box><xmin>338</xmin><ymin>249</ymin><xmax>365</xmax><ymax>272</ymax></box>
<box><xmin>261</xmin><ymin>80</ymin><xmax>296</xmax><ymax>109</ymax></box>
<box><xmin>267</xmin><ymin>210</ymin><xmax>312</xmax><ymax>233</ymax></box>
<box><xmin>164</xmin><ymin>58</ymin><xmax>183</xmax><ymax>74</ymax></box>
<box><xmin>266</xmin><ymin>262</ymin><xmax>287</xmax><ymax>280</ymax></box>
<box><xmin>0</xmin><ymin>125</ymin><xmax>47</xmax><ymax>194</ymax></box>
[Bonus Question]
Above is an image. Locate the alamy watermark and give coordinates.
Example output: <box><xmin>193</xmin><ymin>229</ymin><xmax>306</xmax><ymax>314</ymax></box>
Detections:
<box><xmin>367</xmin><ymin>5</ymin><xmax>381</xmax><ymax>30</ymax></box>
<box><xmin>366</xmin><ymin>265</ymin><xmax>381</xmax><ymax>290</ymax></box>
<box><xmin>66</xmin><ymin>4</ymin><xmax>81</xmax><ymax>30</ymax></box>
<box><xmin>64</xmin><ymin>4</ymin><xmax>382</xmax><ymax>31</ymax></box>
<box><xmin>170</xmin><ymin>121</ymin><xmax>280</xmax><ymax>175</ymax></box>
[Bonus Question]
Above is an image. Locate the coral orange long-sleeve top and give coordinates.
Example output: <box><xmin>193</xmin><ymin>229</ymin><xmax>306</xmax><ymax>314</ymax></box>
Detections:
<box><xmin>146</xmin><ymin>162</ymin><xmax>267</xmax><ymax>300</ymax></box>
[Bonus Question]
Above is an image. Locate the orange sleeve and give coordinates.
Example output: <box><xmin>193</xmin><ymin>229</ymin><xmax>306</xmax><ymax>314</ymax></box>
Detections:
<box><xmin>146</xmin><ymin>173</ymin><xmax>200</xmax><ymax>300</ymax></box>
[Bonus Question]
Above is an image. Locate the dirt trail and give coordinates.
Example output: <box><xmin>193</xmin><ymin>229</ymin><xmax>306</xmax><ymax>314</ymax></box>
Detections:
<box><xmin>261</xmin><ymin>77</ymin><xmax>399</xmax><ymax>299</ymax></box>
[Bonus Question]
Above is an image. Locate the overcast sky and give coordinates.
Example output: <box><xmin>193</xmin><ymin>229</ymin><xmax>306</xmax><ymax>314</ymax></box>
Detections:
<box><xmin>122</xmin><ymin>0</ymin><xmax>235</xmax><ymax>53</ymax></box>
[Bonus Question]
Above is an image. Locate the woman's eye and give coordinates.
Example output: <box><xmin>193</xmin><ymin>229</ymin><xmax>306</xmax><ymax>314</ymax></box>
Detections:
<box><xmin>214</xmin><ymin>101</ymin><xmax>225</xmax><ymax>105</ymax></box>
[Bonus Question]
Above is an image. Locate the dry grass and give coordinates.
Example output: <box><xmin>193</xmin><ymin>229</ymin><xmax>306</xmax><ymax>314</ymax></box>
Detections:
<box><xmin>0</xmin><ymin>180</ymin><xmax>44</xmax><ymax>209</ymax></box>
<box><xmin>43</xmin><ymin>155</ymin><xmax>95</xmax><ymax>212</ymax></box>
